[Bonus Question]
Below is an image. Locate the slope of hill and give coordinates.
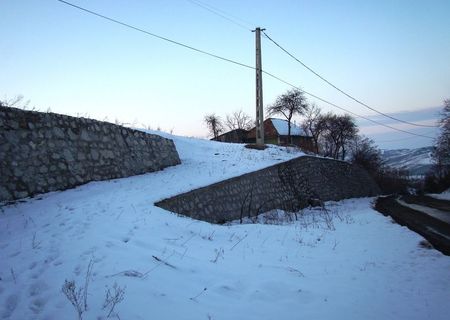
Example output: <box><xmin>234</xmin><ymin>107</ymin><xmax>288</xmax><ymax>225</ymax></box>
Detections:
<box><xmin>382</xmin><ymin>146</ymin><xmax>434</xmax><ymax>176</ymax></box>
<box><xmin>1</xmin><ymin>134</ymin><xmax>449</xmax><ymax>319</ymax></box>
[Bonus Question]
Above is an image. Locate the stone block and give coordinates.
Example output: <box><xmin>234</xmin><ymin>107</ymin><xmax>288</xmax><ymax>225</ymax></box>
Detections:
<box><xmin>63</xmin><ymin>149</ymin><xmax>74</xmax><ymax>162</ymax></box>
<box><xmin>53</xmin><ymin>127</ymin><xmax>65</xmax><ymax>138</ymax></box>
<box><xmin>80</xmin><ymin>129</ymin><xmax>91</xmax><ymax>141</ymax></box>
<box><xmin>0</xmin><ymin>186</ymin><xmax>12</xmax><ymax>201</ymax></box>
<box><xmin>14</xmin><ymin>190</ymin><xmax>29</xmax><ymax>199</ymax></box>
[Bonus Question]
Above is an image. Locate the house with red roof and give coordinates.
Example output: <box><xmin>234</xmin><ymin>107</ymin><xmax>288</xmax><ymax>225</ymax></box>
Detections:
<box><xmin>213</xmin><ymin>118</ymin><xmax>314</xmax><ymax>151</ymax></box>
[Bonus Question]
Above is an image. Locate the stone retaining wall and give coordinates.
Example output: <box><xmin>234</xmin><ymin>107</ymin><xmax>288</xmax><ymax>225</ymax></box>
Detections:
<box><xmin>156</xmin><ymin>156</ymin><xmax>379</xmax><ymax>223</ymax></box>
<box><xmin>0</xmin><ymin>106</ymin><xmax>180</xmax><ymax>202</ymax></box>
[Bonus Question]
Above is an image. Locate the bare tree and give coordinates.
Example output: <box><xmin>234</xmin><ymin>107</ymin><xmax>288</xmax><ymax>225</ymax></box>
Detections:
<box><xmin>350</xmin><ymin>135</ymin><xmax>383</xmax><ymax>174</ymax></box>
<box><xmin>267</xmin><ymin>88</ymin><xmax>308</xmax><ymax>143</ymax></box>
<box><xmin>301</xmin><ymin>103</ymin><xmax>326</xmax><ymax>153</ymax></box>
<box><xmin>436</xmin><ymin>99</ymin><xmax>450</xmax><ymax>164</ymax></box>
<box><xmin>320</xmin><ymin>113</ymin><xmax>358</xmax><ymax>159</ymax></box>
<box><xmin>204</xmin><ymin>113</ymin><xmax>224</xmax><ymax>139</ymax></box>
<box><xmin>225</xmin><ymin>110</ymin><xmax>253</xmax><ymax>131</ymax></box>
<box><xmin>428</xmin><ymin>98</ymin><xmax>450</xmax><ymax>190</ymax></box>
<box><xmin>335</xmin><ymin>114</ymin><xmax>358</xmax><ymax>160</ymax></box>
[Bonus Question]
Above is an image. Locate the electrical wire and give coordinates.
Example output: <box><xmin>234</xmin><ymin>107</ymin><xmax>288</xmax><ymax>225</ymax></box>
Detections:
<box><xmin>262</xmin><ymin>30</ymin><xmax>439</xmax><ymax>128</ymax></box>
<box><xmin>56</xmin><ymin>0</ymin><xmax>435</xmax><ymax>140</ymax></box>
<box><xmin>55</xmin><ymin>0</ymin><xmax>254</xmax><ymax>71</ymax></box>
<box><xmin>185</xmin><ymin>0</ymin><xmax>252</xmax><ymax>31</ymax></box>
<box><xmin>375</xmin><ymin>135</ymin><xmax>435</xmax><ymax>143</ymax></box>
<box><xmin>262</xmin><ymin>70</ymin><xmax>435</xmax><ymax>139</ymax></box>
<box><xmin>180</xmin><ymin>1</ymin><xmax>436</xmax><ymax>133</ymax></box>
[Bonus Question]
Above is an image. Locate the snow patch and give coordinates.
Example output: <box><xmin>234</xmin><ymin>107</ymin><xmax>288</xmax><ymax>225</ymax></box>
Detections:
<box><xmin>269</xmin><ymin>118</ymin><xmax>309</xmax><ymax>136</ymax></box>
<box><xmin>428</xmin><ymin>189</ymin><xmax>450</xmax><ymax>201</ymax></box>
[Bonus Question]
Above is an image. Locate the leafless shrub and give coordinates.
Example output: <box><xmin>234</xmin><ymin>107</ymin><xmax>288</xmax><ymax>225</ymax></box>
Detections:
<box><xmin>202</xmin><ymin>231</ymin><xmax>215</xmax><ymax>241</ymax></box>
<box><xmin>61</xmin><ymin>260</ymin><xmax>94</xmax><ymax>320</ymax></box>
<box><xmin>230</xmin><ymin>234</ymin><xmax>248</xmax><ymax>250</ymax></box>
<box><xmin>10</xmin><ymin>268</ymin><xmax>16</xmax><ymax>285</ymax></box>
<box><xmin>152</xmin><ymin>255</ymin><xmax>176</xmax><ymax>269</ymax></box>
<box><xmin>0</xmin><ymin>95</ymin><xmax>30</xmax><ymax>109</ymax></box>
<box><xmin>190</xmin><ymin>287</ymin><xmax>207</xmax><ymax>302</ymax></box>
<box><xmin>83</xmin><ymin>260</ymin><xmax>94</xmax><ymax>311</ymax></box>
<box><xmin>107</xmin><ymin>253</ymin><xmax>176</xmax><ymax>279</ymax></box>
<box><xmin>286</xmin><ymin>266</ymin><xmax>305</xmax><ymax>277</ymax></box>
<box><xmin>109</xmin><ymin>270</ymin><xmax>144</xmax><ymax>278</ymax></box>
<box><xmin>210</xmin><ymin>248</ymin><xmax>224</xmax><ymax>263</ymax></box>
<box><xmin>103</xmin><ymin>282</ymin><xmax>126</xmax><ymax>318</ymax></box>
<box><xmin>62</xmin><ymin>280</ymin><xmax>84</xmax><ymax>320</ymax></box>
<box><xmin>32</xmin><ymin>232</ymin><xmax>41</xmax><ymax>249</ymax></box>
<box><xmin>319</xmin><ymin>208</ymin><xmax>335</xmax><ymax>231</ymax></box>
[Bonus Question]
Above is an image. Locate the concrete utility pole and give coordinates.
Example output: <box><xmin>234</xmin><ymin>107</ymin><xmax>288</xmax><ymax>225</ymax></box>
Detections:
<box><xmin>253</xmin><ymin>27</ymin><xmax>265</xmax><ymax>146</ymax></box>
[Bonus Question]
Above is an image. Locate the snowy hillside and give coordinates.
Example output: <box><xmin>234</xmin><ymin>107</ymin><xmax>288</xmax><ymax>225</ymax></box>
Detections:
<box><xmin>1</xmin><ymin>134</ymin><xmax>450</xmax><ymax>320</ymax></box>
<box><xmin>382</xmin><ymin>146</ymin><xmax>433</xmax><ymax>176</ymax></box>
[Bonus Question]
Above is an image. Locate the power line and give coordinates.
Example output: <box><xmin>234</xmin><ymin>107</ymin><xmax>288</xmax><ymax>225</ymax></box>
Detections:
<box><xmin>262</xmin><ymin>31</ymin><xmax>439</xmax><ymax>129</ymax></box>
<box><xmin>55</xmin><ymin>0</ymin><xmax>254</xmax><ymax>71</ymax></box>
<box><xmin>55</xmin><ymin>0</ymin><xmax>435</xmax><ymax>140</ymax></box>
<box><xmin>185</xmin><ymin>0</ymin><xmax>252</xmax><ymax>31</ymax></box>
<box><xmin>178</xmin><ymin>1</ymin><xmax>436</xmax><ymax>134</ymax></box>
<box><xmin>185</xmin><ymin>0</ymin><xmax>272</xmax><ymax>39</ymax></box>
<box><xmin>261</xmin><ymin>71</ymin><xmax>435</xmax><ymax>139</ymax></box>
<box><xmin>376</xmin><ymin>135</ymin><xmax>435</xmax><ymax>143</ymax></box>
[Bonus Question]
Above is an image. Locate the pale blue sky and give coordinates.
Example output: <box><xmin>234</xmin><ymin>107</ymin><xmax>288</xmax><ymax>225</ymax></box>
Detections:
<box><xmin>1</xmin><ymin>0</ymin><xmax>449</xmax><ymax>149</ymax></box>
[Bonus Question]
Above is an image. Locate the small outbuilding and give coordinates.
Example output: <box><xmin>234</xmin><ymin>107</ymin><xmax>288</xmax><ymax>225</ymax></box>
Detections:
<box><xmin>213</xmin><ymin>129</ymin><xmax>251</xmax><ymax>143</ymax></box>
<box><xmin>213</xmin><ymin>118</ymin><xmax>314</xmax><ymax>152</ymax></box>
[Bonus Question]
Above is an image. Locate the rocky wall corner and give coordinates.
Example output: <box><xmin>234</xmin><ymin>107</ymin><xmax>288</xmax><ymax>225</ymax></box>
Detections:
<box><xmin>156</xmin><ymin>156</ymin><xmax>380</xmax><ymax>223</ymax></box>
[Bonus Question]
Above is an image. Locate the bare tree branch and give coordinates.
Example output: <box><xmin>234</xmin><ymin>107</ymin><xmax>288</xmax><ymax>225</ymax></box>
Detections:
<box><xmin>204</xmin><ymin>114</ymin><xmax>224</xmax><ymax>139</ymax></box>
<box><xmin>225</xmin><ymin>110</ymin><xmax>253</xmax><ymax>130</ymax></box>
<box><xmin>267</xmin><ymin>88</ymin><xmax>308</xmax><ymax>143</ymax></box>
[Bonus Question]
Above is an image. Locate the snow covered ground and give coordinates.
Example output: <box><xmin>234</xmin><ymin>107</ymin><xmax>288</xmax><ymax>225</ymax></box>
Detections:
<box><xmin>396</xmin><ymin>198</ymin><xmax>450</xmax><ymax>224</ymax></box>
<box><xmin>1</xmin><ymin>134</ymin><xmax>450</xmax><ymax>320</ymax></box>
<box><xmin>429</xmin><ymin>189</ymin><xmax>450</xmax><ymax>201</ymax></box>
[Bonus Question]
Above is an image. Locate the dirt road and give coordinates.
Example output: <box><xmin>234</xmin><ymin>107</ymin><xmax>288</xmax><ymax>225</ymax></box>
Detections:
<box><xmin>375</xmin><ymin>195</ymin><xmax>450</xmax><ymax>256</ymax></box>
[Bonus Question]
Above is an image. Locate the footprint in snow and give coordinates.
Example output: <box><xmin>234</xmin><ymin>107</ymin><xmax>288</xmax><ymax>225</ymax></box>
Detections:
<box><xmin>44</xmin><ymin>252</ymin><xmax>60</xmax><ymax>265</ymax></box>
<box><xmin>1</xmin><ymin>293</ymin><xmax>20</xmax><ymax>319</ymax></box>
<box><xmin>105</xmin><ymin>241</ymin><xmax>115</xmax><ymax>248</ymax></box>
<box><xmin>8</xmin><ymin>252</ymin><xmax>20</xmax><ymax>258</ymax></box>
<box><xmin>30</xmin><ymin>272</ymin><xmax>41</xmax><ymax>280</ymax></box>
<box><xmin>81</xmin><ymin>247</ymin><xmax>97</xmax><ymax>257</ymax></box>
<box><xmin>53</xmin><ymin>260</ymin><xmax>64</xmax><ymax>267</ymax></box>
<box><xmin>73</xmin><ymin>265</ymin><xmax>82</xmax><ymax>276</ymax></box>
<box><xmin>29</xmin><ymin>281</ymin><xmax>49</xmax><ymax>297</ymax></box>
<box><xmin>29</xmin><ymin>297</ymin><xmax>46</xmax><ymax>314</ymax></box>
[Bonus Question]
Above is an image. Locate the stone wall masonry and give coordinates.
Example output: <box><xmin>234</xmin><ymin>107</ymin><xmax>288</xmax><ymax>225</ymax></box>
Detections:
<box><xmin>156</xmin><ymin>156</ymin><xmax>380</xmax><ymax>223</ymax></box>
<box><xmin>0</xmin><ymin>106</ymin><xmax>181</xmax><ymax>202</ymax></box>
